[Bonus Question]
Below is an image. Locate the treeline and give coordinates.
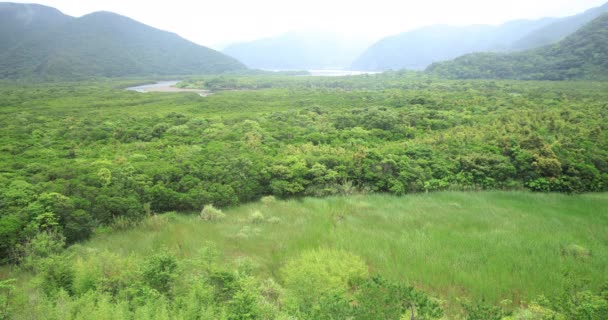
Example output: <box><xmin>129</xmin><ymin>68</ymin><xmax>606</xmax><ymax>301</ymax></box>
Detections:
<box><xmin>1</xmin><ymin>78</ymin><xmax>607</xmax><ymax>262</ymax></box>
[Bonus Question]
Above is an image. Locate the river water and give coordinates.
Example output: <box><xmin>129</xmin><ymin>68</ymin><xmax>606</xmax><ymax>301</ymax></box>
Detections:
<box><xmin>125</xmin><ymin>81</ymin><xmax>181</xmax><ymax>92</ymax></box>
<box><xmin>126</xmin><ymin>70</ymin><xmax>382</xmax><ymax>94</ymax></box>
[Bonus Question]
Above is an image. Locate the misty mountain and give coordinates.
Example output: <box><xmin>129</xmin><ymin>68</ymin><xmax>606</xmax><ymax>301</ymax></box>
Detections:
<box><xmin>352</xmin><ymin>2</ymin><xmax>608</xmax><ymax>71</ymax></box>
<box><xmin>0</xmin><ymin>3</ymin><xmax>245</xmax><ymax>79</ymax></box>
<box><xmin>426</xmin><ymin>13</ymin><xmax>608</xmax><ymax>80</ymax></box>
<box><xmin>0</xmin><ymin>2</ymin><xmax>70</xmax><ymax>51</ymax></box>
<box><xmin>223</xmin><ymin>32</ymin><xmax>371</xmax><ymax>70</ymax></box>
<box><xmin>351</xmin><ymin>20</ymin><xmax>556</xmax><ymax>71</ymax></box>
<box><xmin>512</xmin><ymin>2</ymin><xmax>608</xmax><ymax>50</ymax></box>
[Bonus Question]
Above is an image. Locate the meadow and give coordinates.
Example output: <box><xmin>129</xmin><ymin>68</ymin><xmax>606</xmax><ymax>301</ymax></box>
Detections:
<box><xmin>81</xmin><ymin>192</ymin><xmax>608</xmax><ymax>304</ymax></box>
<box><xmin>3</xmin><ymin>192</ymin><xmax>608</xmax><ymax>319</ymax></box>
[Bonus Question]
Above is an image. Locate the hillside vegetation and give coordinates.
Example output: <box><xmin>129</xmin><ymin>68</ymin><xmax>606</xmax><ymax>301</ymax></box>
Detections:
<box><xmin>426</xmin><ymin>14</ymin><xmax>608</xmax><ymax>80</ymax></box>
<box><xmin>512</xmin><ymin>2</ymin><xmax>608</xmax><ymax>50</ymax></box>
<box><xmin>0</xmin><ymin>4</ymin><xmax>245</xmax><ymax>79</ymax></box>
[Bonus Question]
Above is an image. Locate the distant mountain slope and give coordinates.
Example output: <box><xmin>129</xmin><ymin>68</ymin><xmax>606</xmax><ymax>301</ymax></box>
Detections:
<box><xmin>0</xmin><ymin>2</ymin><xmax>71</xmax><ymax>51</ymax></box>
<box><xmin>0</xmin><ymin>4</ymin><xmax>245</xmax><ymax>79</ymax></box>
<box><xmin>351</xmin><ymin>20</ymin><xmax>556</xmax><ymax>71</ymax></box>
<box><xmin>512</xmin><ymin>2</ymin><xmax>608</xmax><ymax>50</ymax></box>
<box><xmin>223</xmin><ymin>32</ymin><xmax>371</xmax><ymax>70</ymax></box>
<box><xmin>352</xmin><ymin>2</ymin><xmax>608</xmax><ymax>71</ymax></box>
<box><xmin>425</xmin><ymin>14</ymin><xmax>608</xmax><ymax>80</ymax></box>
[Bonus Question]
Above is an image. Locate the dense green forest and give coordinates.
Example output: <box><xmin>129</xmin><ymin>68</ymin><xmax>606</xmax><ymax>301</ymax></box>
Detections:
<box><xmin>0</xmin><ymin>3</ymin><xmax>245</xmax><ymax>80</ymax></box>
<box><xmin>2</xmin><ymin>77</ymin><xmax>607</xmax><ymax>258</ymax></box>
<box><xmin>426</xmin><ymin>13</ymin><xmax>608</xmax><ymax>80</ymax></box>
<box><xmin>0</xmin><ymin>74</ymin><xmax>607</xmax><ymax>318</ymax></box>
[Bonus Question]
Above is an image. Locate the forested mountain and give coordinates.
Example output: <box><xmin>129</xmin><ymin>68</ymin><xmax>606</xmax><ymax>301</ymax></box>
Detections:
<box><xmin>426</xmin><ymin>13</ymin><xmax>608</xmax><ymax>80</ymax></box>
<box><xmin>352</xmin><ymin>2</ymin><xmax>608</xmax><ymax>71</ymax></box>
<box><xmin>222</xmin><ymin>31</ymin><xmax>371</xmax><ymax>70</ymax></box>
<box><xmin>512</xmin><ymin>2</ymin><xmax>608</xmax><ymax>50</ymax></box>
<box><xmin>0</xmin><ymin>3</ymin><xmax>245</xmax><ymax>79</ymax></box>
<box><xmin>0</xmin><ymin>3</ymin><xmax>70</xmax><ymax>52</ymax></box>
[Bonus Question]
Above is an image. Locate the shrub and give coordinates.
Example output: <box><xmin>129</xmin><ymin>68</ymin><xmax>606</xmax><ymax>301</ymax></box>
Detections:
<box><xmin>200</xmin><ymin>205</ymin><xmax>225</xmax><ymax>221</ymax></box>
<box><xmin>141</xmin><ymin>252</ymin><xmax>179</xmax><ymax>295</ymax></box>
<box><xmin>111</xmin><ymin>215</ymin><xmax>139</xmax><ymax>231</ymax></box>
<box><xmin>38</xmin><ymin>255</ymin><xmax>75</xmax><ymax>296</ymax></box>
<box><xmin>209</xmin><ymin>270</ymin><xmax>240</xmax><ymax>302</ymax></box>
<box><xmin>463</xmin><ymin>300</ymin><xmax>511</xmax><ymax>320</ymax></box>
<box><xmin>0</xmin><ymin>279</ymin><xmax>16</xmax><ymax>319</ymax></box>
<box><xmin>227</xmin><ymin>289</ymin><xmax>261</xmax><ymax>320</ymax></box>
<box><xmin>236</xmin><ymin>226</ymin><xmax>261</xmax><ymax>239</ymax></box>
<box><xmin>249</xmin><ymin>210</ymin><xmax>265</xmax><ymax>224</ymax></box>
<box><xmin>353</xmin><ymin>275</ymin><xmax>443</xmax><ymax>320</ymax></box>
<box><xmin>561</xmin><ymin>244</ymin><xmax>591</xmax><ymax>259</ymax></box>
<box><xmin>281</xmin><ymin>248</ymin><xmax>368</xmax><ymax>315</ymax></box>
<box><xmin>260</xmin><ymin>195</ymin><xmax>276</xmax><ymax>206</ymax></box>
<box><xmin>267</xmin><ymin>216</ymin><xmax>281</xmax><ymax>224</ymax></box>
<box><xmin>17</xmin><ymin>231</ymin><xmax>66</xmax><ymax>272</ymax></box>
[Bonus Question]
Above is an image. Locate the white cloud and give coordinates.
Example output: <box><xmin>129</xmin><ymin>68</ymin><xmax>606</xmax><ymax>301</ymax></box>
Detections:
<box><xmin>10</xmin><ymin>0</ymin><xmax>607</xmax><ymax>48</ymax></box>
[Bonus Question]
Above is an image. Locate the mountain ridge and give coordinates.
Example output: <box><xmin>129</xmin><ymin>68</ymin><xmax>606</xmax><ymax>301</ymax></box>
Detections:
<box><xmin>222</xmin><ymin>31</ymin><xmax>372</xmax><ymax>70</ymax></box>
<box><xmin>0</xmin><ymin>3</ymin><xmax>246</xmax><ymax>79</ymax></box>
<box><xmin>425</xmin><ymin>13</ymin><xmax>608</xmax><ymax>80</ymax></box>
<box><xmin>352</xmin><ymin>2</ymin><xmax>608</xmax><ymax>71</ymax></box>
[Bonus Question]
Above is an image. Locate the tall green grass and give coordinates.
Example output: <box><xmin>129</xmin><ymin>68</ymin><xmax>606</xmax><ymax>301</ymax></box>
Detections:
<box><xmin>72</xmin><ymin>192</ymin><xmax>608</xmax><ymax>309</ymax></box>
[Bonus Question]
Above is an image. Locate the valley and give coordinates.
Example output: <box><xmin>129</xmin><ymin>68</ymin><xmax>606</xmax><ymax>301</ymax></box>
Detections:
<box><xmin>1</xmin><ymin>1</ymin><xmax>608</xmax><ymax>319</ymax></box>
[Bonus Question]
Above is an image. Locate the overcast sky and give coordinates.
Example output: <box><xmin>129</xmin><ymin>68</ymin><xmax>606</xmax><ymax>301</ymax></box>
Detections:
<box><xmin>11</xmin><ymin>0</ymin><xmax>608</xmax><ymax>49</ymax></box>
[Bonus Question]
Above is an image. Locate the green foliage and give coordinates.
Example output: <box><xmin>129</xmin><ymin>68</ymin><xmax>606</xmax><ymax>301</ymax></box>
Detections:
<box><xmin>533</xmin><ymin>281</ymin><xmax>608</xmax><ymax>320</ymax></box>
<box><xmin>280</xmin><ymin>248</ymin><xmax>368</xmax><ymax>315</ymax></box>
<box><xmin>16</xmin><ymin>231</ymin><xmax>65</xmax><ymax>271</ymax></box>
<box><xmin>463</xmin><ymin>300</ymin><xmax>511</xmax><ymax>320</ymax></box>
<box><xmin>0</xmin><ymin>69</ymin><xmax>607</xmax><ymax>319</ymax></box>
<box><xmin>141</xmin><ymin>252</ymin><xmax>179</xmax><ymax>295</ymax></box>
<box><xmin>37</xmin><ymin>254</ymin><xmax>75</xmax><ymax>296</ymax></box>
<box><xmin>1</xmin><ymin>193</ymin><xmax>607</xmax><ymax>318</ymax></box>
<box><xmin>227</xmin><ymin>289</ymin><xmax>261</xmax><ymax>320</ymax></box>
<box><xmin>0</xmin><ymin>278</ymin><xmax>16</xmax><ymax>320</ymax></box>
<box><xmin>354</xmin><ymin>275</ymin><xmax>443</xmax><ymax>319</ymax></box>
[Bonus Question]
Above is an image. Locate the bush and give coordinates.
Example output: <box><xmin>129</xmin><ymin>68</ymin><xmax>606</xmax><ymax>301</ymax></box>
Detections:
<box><xmin>236</xmin><ymin>226</ymin><xmax>261</xmax><ymax>239</ymax></box>
<box><xmin>281</xmin><ymin>248</ymin><xmax>368</xmax><ymax>315</ymax></box>
<box><xmin>260</xmin><ymin>195</ymin><xmax>276</xmax><ymax>206</ymax></box>
<box><xmin>561</xmin><ymin>244</ymin><xmax>591</xmax><ymax>259</ymax></box>
<box><xmin>38</xmin><ymin>255</ymin><xmax>75</xmax><ymax>296</ymax></box>
<box><xmin>141</xmin><ymin>252</ymin><xmax>179</xmax><ymax>295</ymax></box>
<box><xmin>200</xmin><ymin>205</ymin><xmax>225</xmax><ymax>221</ymax></box>
<box><xmin>17</xmin><ymin>231</ymin><xmax>66</xmax><ymax>272</ymax></box>
<box><xmin>249</xmin><ymin>210</ymin><xmax>265</xmax><ymax>224</ymax></box>
<box><xmin>227</xmin><ymin>289</ymin><xmax>261</xmax><ymax>320</ymax></box>
<box><xmin>463</xmin><ymin>300</ymin><xmax>511</xmax><ymax>320</ymax></box>
<box><xmin>353</xmin><ymin>275</ymin><xmax>443</xmax><ymax>320</ymax></box>
<box><xmin>267</xmin><ymin>216</ymin><xmax>281</xmax><ymax>224</ymax></box>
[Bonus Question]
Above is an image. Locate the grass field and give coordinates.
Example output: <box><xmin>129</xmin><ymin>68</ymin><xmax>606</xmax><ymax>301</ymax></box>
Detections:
<box><xmin>71</xmin><ymin>191</ymin><xmax>608</xmax><ymax>311</ymax></box>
